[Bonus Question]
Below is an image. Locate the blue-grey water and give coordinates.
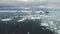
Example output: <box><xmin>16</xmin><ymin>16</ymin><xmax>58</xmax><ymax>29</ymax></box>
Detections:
<box><xmin>0</xmin><ymin>10</ymin><xmax>60</xmax><ymax>34</ymax></box>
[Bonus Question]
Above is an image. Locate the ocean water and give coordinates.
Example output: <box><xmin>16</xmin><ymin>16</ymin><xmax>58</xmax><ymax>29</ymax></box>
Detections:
<box><xmin>0</xmin><ymin>10</ymin><xmax>60</xmax><ymax>34</ymax></box>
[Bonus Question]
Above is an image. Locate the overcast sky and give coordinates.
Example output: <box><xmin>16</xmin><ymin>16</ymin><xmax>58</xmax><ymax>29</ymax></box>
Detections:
<box><xmin>0</xmin><ymin>0</ymin><xmax>60</xmax><ymax>9</ymax></box>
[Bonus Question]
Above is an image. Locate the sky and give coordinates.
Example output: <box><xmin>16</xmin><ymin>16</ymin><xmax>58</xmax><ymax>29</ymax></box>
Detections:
<box><xmin>0</xmin><ymin>0</ymin><xmax>60</xmax><ymax>9</ymax></box>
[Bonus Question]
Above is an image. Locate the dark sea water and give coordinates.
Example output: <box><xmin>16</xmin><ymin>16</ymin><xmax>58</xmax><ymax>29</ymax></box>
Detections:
<box><xmin>0</xmin><ymin>10</ymin><xmax>60</xmax><ymax>34</ymax></box>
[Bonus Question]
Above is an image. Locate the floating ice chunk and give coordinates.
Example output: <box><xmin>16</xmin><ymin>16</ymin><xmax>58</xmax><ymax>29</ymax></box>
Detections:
<box><xmin>41</xmin><ymin>23</ymin><xmax>49</xmax><ymax>26</ymax></box>
<box><xmin>35</xmin><ymin>10</ymin><xmax>44</xmax><ymax>14</ymax></box>
<box><xmin>28</xmin><ymin>16</ymin><xmax>41</xmax><ymax>20</ymax></box>
<box><xmin>48</xmin><ymin>21</ymin><xmax>54</xmax><ymax>26</ymax></box>
<box><xmin>1</xmin><ymin>18</ymin><xmax>12</xmax><ymax>21</ymax></box>
<box><xmin>56</xmin><ymin>30</ymin><xmax>60</xmax><ymax>34</ymax></box>
<box><xmin>18</xmin><ymin>17</ymin><xmax>26</xmax><ymax>22</ymax></box>
<box><xmin>27</xmin><ymin>32</ymin><xmax>29</xmax><ymax>34</ymax></box>
<box><xmin>54</xmin><ymin>28</ymin><xmax>57</xmax><ymax>30</ymax></box>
